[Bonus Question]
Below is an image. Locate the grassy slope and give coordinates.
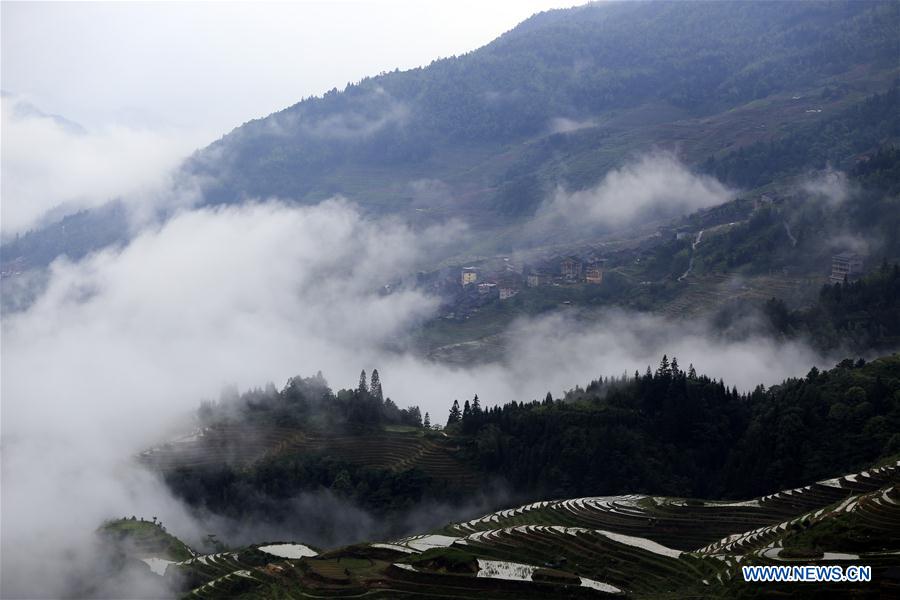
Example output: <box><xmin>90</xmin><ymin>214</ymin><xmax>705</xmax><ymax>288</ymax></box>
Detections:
<box><xmin>99</xmin><ymin>519</ymin><xmax>193</xmax><ymax>561</ymax></box>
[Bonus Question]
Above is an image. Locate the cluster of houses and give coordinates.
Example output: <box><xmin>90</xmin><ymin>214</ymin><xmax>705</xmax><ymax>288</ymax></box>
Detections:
<box><xmin>459</xmin><ymin>254</ymin><xmax>607</xmax><ymax>301</ymax></box>
<box><xmin>461</xmin><ymin>266</ymin><xmax>521</xmax><ymax>300</ymax></box>
<box><xmin>528</xmin><ymin>256</ymin><xmax>606</xmax><ymax>287</ymax></box>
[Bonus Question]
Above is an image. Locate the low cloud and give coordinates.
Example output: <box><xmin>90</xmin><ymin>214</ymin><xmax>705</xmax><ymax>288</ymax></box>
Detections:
<box><xmin>548</xmin><ymin>116</ymin><xmax>596</xmax><ymax>134</ymax></box>
<box><xmin>539</xmin><ymin>151</ymin><xmax>734</xmax><ymax>231</ymax></box>
<box><xmin>803</xmin><ymin>168</ymin><xmax>851</xmax><ymax>206</ymax></box>
<box><xmin>261</xmin><ymin>86</ymin><xmax>408</xmax><ymax>140</ymax></box>
<box><xmin>827</xmin><ymin>231</ymin><xmax>872</xmax><ymax>257</ymax></box>
<box><xmin>3</xmin><ymin>195</ymin><xmax>829</xmax><ymax>596</ymax></box>
<box><xmin>0</xmin><ymin>94</ymin><xmax>201</xmax><ymax>237</ymax></box>
<box><xmin>0</xmin><ymin>199</ymin><xmax>453</xmax><ymax>597</ymax></box>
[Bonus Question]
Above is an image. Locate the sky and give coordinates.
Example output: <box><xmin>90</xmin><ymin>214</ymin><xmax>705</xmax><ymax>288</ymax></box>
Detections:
<box><xmin>2</xmin><ymin>1</ymin><xmax>580</xmax><ymax>143</ymax></box>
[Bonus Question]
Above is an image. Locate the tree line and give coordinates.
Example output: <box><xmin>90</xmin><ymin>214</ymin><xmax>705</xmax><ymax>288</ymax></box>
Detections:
<box><xmin>442</xmin><ymin>353</ymin><xmax>900</xmax><ymax>500</ymax></box>
<box><xmin>199</xmin><ymin>368</ymin><xmax>423</xmax><ymax>432</ymax></box>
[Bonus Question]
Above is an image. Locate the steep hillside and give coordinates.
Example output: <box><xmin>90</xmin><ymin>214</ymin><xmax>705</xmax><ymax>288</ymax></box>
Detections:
<box><xmin>147</xmin><ymin>354</ymin><xmax>900</xmax><ymax>549</ymax></box>
<box><xmin>4</xmin><ymin>1</ymin><xmax>898</xmax><ymax>278</ymax></box>
<box><xmin>106</xmin><ymin>461</ymin><xmax>900</xmax><ymax>598</ymax></box>
<box><xmin>188</xmin><ymin>0</ymin><xmax>899</xmax><ymax>221</ymax></box>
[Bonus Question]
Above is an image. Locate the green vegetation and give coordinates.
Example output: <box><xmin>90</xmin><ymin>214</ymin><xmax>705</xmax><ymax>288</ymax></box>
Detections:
<box><xmin>110</xmin><ymin>462</ymin><xmax>900</xmax><ymax>599</ymax></box>
<box><xmin>408</xmin><ymin>547</ymin><xmax>477</xmax><ymax>574</ymax></box>
<box><xmin>189</xmin><ymin>1</ymin><xmax>899</xmax><ymax>218</ymax></box>
<box><xmin>763</xmin><ymin>263</ymin><xmax>900</xmax><ymax>352</ymax></box>
<box><xmin>445</xmin><ymin>354</ymin><xmax>900</xmax><ymax>500</ymax></box>
<box><xmin>98</xmin><ymin>518</ymin><xmax>193</xmax><ymax>561</ymax></box>
<box><xmin>781</xmin><ymin>508</ymin><xmax>899</xmax><ymax>555</ymax></box>
<box><xmin>703</xmin><ymin>86</ymin><xmax>900</xmax><ymax>188</ymax></box>
<box><xmin>153</xmin><ymin>354</ymin><xmax>900</xmax><ymax>549</ymax></box>
<box><xmin>164</xmin><ymin>451</ymin><xmax>463</xmax><ymax>523</ymax></box>
<box><xmin>198</xmin><ymin>369</ymin><xmax>423</xmax><ymax>432</ymax></box>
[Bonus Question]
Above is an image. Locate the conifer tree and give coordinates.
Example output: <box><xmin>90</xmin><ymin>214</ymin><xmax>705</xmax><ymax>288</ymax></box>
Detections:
<box><xmin>472</xmin><ymin>394</ymin><xmax>481</xmax><ymax>414</ymax></box>
<box><xmin>423</xmin><ymin>412</ymin><xmax>431</xmax><ymax>428</ymax></box>
<box><xmin>370</xmin><ymin>369</ymin><xmax>383</xmax><ymax>402</ymax></box>
<box><xmin>358</xmin><ymin>370</ymin><xmax>368</xmax><ymax>394</ymax></box>
<box><xmin>463</xmin><ymin>399</ymin><xmax>471</xmax><ymax>419</ymax></box>
<box><xmin>657</xmin><ymin>355</ymin><xmax>670</xmax><ymax>376</ymax></box>
<box><xmin>447</xmin><ymin>400</ymin><xmax>462</xmax><ymax>425</ymax></box>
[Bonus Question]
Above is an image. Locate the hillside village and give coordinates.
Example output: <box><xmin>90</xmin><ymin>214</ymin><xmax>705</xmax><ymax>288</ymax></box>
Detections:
<box><xmin>390</xmin><ymin>186</ymin><xmax>875</xmax><ymax>327</ymax></box>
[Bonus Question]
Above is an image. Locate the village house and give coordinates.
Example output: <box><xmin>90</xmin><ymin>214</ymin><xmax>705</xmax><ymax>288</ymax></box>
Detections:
<box><xmin>496</xmin><ymin>272</ymin><xmax>523</xmax><ymax>300</ymax></box>
<box><xmin>560</xmin><ymin>256</ymin><xmax>583</xmax><ymax>280</ymax></box>
<box><xmin>829</xmin><ymin>252</ymin><xmax>863</xmax><ymax>284</ymax></box>
<box><xmin>499</xmin><ymin>286</ymin><xmax>519</xmax><ymax>300</ymax></box>
<box><xmin>461</xmin><ymin>267</ymin><xmax>478</xmax><ymax>286</ymax></box>
<box><xmin>526</xmin><ymin>272</ymin><xmax>551</xmax><ymax>287</ymax></box>
<box><xmin>585</xmin><ymin>265</ymin><xmax>603</xmax><ymax>284</ymax></box>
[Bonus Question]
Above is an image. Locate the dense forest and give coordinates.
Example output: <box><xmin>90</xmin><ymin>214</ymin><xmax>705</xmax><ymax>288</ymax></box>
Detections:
<box><xmin>198</xmin><ymin>369</ymin><xmax>423</xmax><ymax>431</ymax></box>
<box><xmin>448</xmin><ymin>353</ymin><xmax>899</xmax><ymax>500</ymax></box>
<box><xmin>164</xmin><ymin>353</ymin><xmax>900</xmax><ymax>533</ymax></box>
<box><xmin>763</xmin><ymin>262</ymin><xmax>900</xmax><ymax>352</ymax></box>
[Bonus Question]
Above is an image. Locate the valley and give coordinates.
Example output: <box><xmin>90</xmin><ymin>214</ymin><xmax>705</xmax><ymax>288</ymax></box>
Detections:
<box><xmin>2</xmin><ymin>2</ymin><xmax>899</xmax><ymax>598</ymax></box>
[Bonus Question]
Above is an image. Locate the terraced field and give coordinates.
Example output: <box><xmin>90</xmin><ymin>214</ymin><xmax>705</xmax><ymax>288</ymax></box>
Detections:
<box><xmin>659</xmin><ymin>273</ymin><xmax>821</xmax><ymax>319</ymax></box>
<box><xmin>140</xmin><ymin>425</ymin><xmax>480</xmax><ymax>490</ymax></box>
<box><xmin>121</xmin><ymin>461</ymin><xmax>899</xmax><ymax>598</ymax></box>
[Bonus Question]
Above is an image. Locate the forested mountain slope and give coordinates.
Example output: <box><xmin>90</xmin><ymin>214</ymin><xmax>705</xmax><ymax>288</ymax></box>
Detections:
<box><xmin>4</xmin><ymin>1</ymin><xmax>898</xmax><ymax>274</ymax></box>
<box><xmin>188</xmin><ymin>0</ymin><xmax>899</xmax><ymax>220</ymax></box>
<box><xmin>149</xmin><ymin>354</ymin><xmax>900</xmax><ymax>549</ymax></box>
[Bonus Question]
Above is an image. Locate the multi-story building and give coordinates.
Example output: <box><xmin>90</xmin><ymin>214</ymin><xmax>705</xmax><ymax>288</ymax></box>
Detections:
<box><xmin>560</xmin><ymin>256</ymin><xmax>583</xmax><ymax>280</ymax></box>
<box><xmin>585</xmin><ymin>265</ymin><xmax>603</xmax><ymax>284</ymax></box>
<box><xmin>829</xmin><ymin>253</ymin><xmax>863</xmax><ymax>284</ymax></box>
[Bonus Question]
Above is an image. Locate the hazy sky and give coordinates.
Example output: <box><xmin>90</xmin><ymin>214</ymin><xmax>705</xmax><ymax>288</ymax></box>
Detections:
<box><xmin>2</xmin><ymin>1</ymin><xmax>579</xmax><ymax>144</ymax></box>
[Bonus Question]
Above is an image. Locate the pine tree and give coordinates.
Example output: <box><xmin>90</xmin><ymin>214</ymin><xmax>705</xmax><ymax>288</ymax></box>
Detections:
<box><xmin>424</xmin><ymin>412</ymin><xmax>431</xmax><ymax>428</ymax></box>
<box><xmin>447</xmin><ymin>400</ymin><xmax>462</xmax><ymax>425</ymax></box>
<box><xmin>657</xmin><ymin>355</ymin><xmax>670</xmax><ymax>376</ymax></box>
<box><xmin>463</xmin><ymin>399</ymin><xmax>471</xmax><ymax>419</ymax></box>
<box><xmin>544</xmin><ymin>392</ymin><xmax>553</xmax><ymax>405</ymax></box>
<box><xmin>688</xmin><ymin>363</ymin><xmax>697</xmax><ymax>379</ymax></box>
<box><xmin>358</xmin><ymin>370</ymin><xmax>368</xmax><ymax>394</ymax></box>
<box><xmin>670</xmin><ymin>356</ymin><xmax>679</xmax><ymax>376</ymax></box>
<box><xmin>370</xmin><ymin>369</ymin><xmax>383</xmax><ymax>402</ymax></box>
<box><xmin>472</xmin><ymin>394</ymin><xmax>481</xmax><ymax>414</ymax></box>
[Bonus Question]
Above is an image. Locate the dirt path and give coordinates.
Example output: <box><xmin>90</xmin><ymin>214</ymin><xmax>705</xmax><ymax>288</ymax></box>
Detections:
<box><xmin>677</xmin><ymin>230</ymin><xmax>704</xmax><ymax>282</ymax></box>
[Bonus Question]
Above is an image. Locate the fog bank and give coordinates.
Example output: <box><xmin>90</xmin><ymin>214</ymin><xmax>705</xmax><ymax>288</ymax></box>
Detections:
<box><xmin>2</xmin><ymin>196</ymin><xmax>828</xmax><ymax>597</ymax></box>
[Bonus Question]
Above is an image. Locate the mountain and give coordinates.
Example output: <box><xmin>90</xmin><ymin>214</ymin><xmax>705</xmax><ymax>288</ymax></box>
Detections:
<box><xmin>101</xmin><ymin>460</ymin><xmax>900</xmax><ymax>598</ymax></box>
<box><xmin>3</xmin><ymin>1</ymin><xmax>898</xmax><ymax>279</ymax></box>
<box><xmin>187</xmin><ymin>0</ymin><xmax>898</xmax><ymax>222</ymax></box>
